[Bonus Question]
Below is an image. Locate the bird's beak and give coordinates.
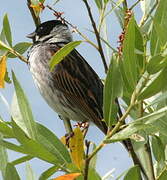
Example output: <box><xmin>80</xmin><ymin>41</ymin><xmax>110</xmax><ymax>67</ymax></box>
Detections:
<box><xmin>26</xmin><ymin>31</ymin><xmax>36</xmax><ymax>39</ymax></box>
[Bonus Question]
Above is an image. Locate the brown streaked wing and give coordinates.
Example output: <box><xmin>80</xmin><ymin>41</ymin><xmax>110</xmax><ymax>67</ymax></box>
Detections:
<box><xmin>51</xmin><ymin>49</ymin><xmax>107</xmax><ymax>133</ymax></box>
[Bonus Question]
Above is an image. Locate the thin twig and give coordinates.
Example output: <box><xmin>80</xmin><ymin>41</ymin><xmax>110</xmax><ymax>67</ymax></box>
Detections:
<box><xmin>8</xmin><ymin>49</ymin><xmax>28</xmax><ymax>64</ymax></box>
<box><xmin>139</xmin><ymin>0</ymin><xmax>159</xmax><ymax>27</ymax></box>
<box><xmin>82</xmin><ymin>0</ymin><xmax>108</xmax><ymax>73</ymax></box>
<box><xmin>46</xmin><ymin>5</ymin><xmax>99</xmax><ymax>50</ymax></box>
<box><xmin>62</xmin><ymin>117</ymin><xmax>73</xmax><ymax>134</ymax></box>
<box><xmin>27</xmin><ymin>0</ymin><xmax>41</xmax><ymax>27</ymax></box>
<box><xmin>129</xmin><ymin>0</ymin><xmax>141</xmax><ymax>10</ymax></box>
<box><xmin>122</xmin><ymin>0</ymin><xmax>128</xmax><ymax>11</ymax></box>
<box><xmin>84</xmin><ymin>140</ymin><xmax>91</xmax><ymax>180</ymax></box>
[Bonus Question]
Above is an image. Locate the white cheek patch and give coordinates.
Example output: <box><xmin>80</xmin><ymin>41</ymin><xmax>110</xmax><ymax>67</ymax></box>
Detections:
<box><xmin>35</xmin><ymin>35</ymin><xmax>40</xmax><ymax>42</ymax></box>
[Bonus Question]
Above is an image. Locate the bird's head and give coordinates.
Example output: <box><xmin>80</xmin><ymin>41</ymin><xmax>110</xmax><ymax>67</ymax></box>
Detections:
<box><xmin>27</xmin><ymin>20</ymin><xmax>73</xmax><ymax>44</ymax></box>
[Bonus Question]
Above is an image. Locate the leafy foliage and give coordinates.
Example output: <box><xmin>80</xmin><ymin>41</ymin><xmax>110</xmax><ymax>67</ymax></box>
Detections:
<box><xmin>1</xmin><ymin>0</ymin><xmax>167</xmax><ymax>179</ymax></box>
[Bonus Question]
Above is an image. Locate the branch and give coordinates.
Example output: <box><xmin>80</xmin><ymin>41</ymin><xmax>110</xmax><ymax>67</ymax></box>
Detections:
<box><xmin>84</xmin><ymin>140</ymin><xmax>91</xmax><ymax>180</ymax></box>
<box><xmin>139</xmin><ymin>0</ymin><xmax>159</xmax><ymax>27</ymax></box>
<box><xmin>27</xmin><ymin>0</ymin><xmax>41</xmax><ymax>27</ymax></box>
<box><xmin>82</xmin><ymin>0</ymin><xmax>108</xmax><ymax>73</ymax></box>
<box><xmin>122</xmin><ymin>0</ymin><xmax>128</xmax><ymax>11</ymax></box>
<box><xmin>46</xmin><ymin>5</ymin><xmax>99</xmax><ymax>50</ymax></box>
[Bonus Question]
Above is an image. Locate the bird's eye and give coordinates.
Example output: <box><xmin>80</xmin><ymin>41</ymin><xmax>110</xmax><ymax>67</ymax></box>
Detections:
<box><xmin>39</xmin><ymin>26</ymin><xmax>43</xmax><ymax>30</ymax></box>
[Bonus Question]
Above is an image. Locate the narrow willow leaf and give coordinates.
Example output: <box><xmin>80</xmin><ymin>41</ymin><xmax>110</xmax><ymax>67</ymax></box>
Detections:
<box><xmin>102</xmin><ymin>169</ymin><xmax>115</xmax><ymax>180</ymax></box>
<box><xmin>26</xmin><ymin>162</ymin><xmax>36</xmax><ymax>180</ymax></box>
<box><xmin>69</xmin><ymin>127</ymin><xmax>84</xmax><ymax>170</ymax></box>
<box><xmin>135</xmin><ymin>21</ymin><xmax>144</xmax><ymax>71</ymax></box>
<box><xmin>104</xmin><ymin>55</ymin><xmax>123</xmax><ymax>126</ymax></box>
<box><xmin>0</xmin><ymin>55</ymin><xmax>7</xmax><ymax>88</ymax></box>
<box><xmin>4</xmin><ymin>70</ymin><xmax>11</xmax><ymax>84</ymax></box>
<box><xmin>5</xmin><ymin>163</ymin><xmax>21</xmax><ymax>180</ymax></box>
<box><xmin>0</xmin><ymin>135</ymin><xmax>8</xmax><ymax>179</ymax></box>
<box><xmin>105</xmin><ymin>106</ymin><xmax>167</xmax><ymax>142</ymax></box>
<box><xmin>146</xmin><ymin>92</ymin><xmax>167</xmax><ymax>108</ymax></box>
<box><xmin>88</xmin><ymin>168</ymin><xmax>101</xmax><ymax>180</ymax></box>
<box><xmin>89</xmin><ymin>143</ymin><xmax>97</xmax><ymax>169</ymax></box>
<box><xmin>0</xmin><ymin>40</ymin><xmax>11</xmax><ymax>51</ymax></box>
<box><xmin>12</xmin><ymin>72</ymin><xmax>38</xmax><ymax>139</ymax></box>
<box><xmin>104</xmin><ymin>123</ymin><xmax>150</xmax><ymax>143</ymax></box>
<box><xmin>49</xmin><ymin>41</ymin><xmax>82</xmax><ymax>70</ymax></box>
<box><xmin>114</xmin><ymin>7</ymin><xmax>124</xmax><ymax>29</ymax></box>
<box><xmin>0</xmin><ymin>29</ymin><xmax>8</xmax><ymax>56</ymax></box>
<box><xmin>8</xmin><ymin>42</ymin><xmax>32</xmax><ymax>58</ymax></box>
<box><xmin>0</xmin><ymin>119</ymin><xmax>15</xmax><ymax>138</ymax></box>
<box><xmin>147</xmin><ymin>55</ymin><xmax>167</xmax><ymax>74</ymax></box>
<box><xmin>152</xmin><ymin>136</ymin><xmax>165</xmax><ymax>162</ymax></box>
<box><xmin>3</xmin><ymin>14</ymin><xmax>12</xmax><ymax>47</ymax></box>
<box><xmin>150</xmin><ymin>0</ymin><xmax>167</xmax><ymax>56</ymax></box>
<box><xmin>157</xmin><ymin>169</ymin><xmax>167</xmax><ymax>180</ymax></box>
<box><xmin>0</xmin><ymin>139</ymin><xmax>29</xmax><ymax>154</ymax></box>
<box><xmin>12</xmin><ymin>121</ymin><xmax>59</xmax><ymax>164</ymax></box>
<box><xmin>140</xmin><ymin>0</ymin><xmax>156</xmax><ymax>16</ymax></box>
<box><xmin>123</xmin><ymin>166</ymin><xmax>140</xmax><ymax>180</ymax></box>
<box><xmin>122</xmin><ymin>16</ymin><xmax>138</xmax><ymax>90</ymax></box>
<box><xmin>39</xmin><ymin>165</ymin><xmax>59</xmax><ymax>180</ymax></box>
<box><xmin>94</xmin><ymin>0</ymin><xmax>103</xmax><ymax>9</ymax></box>
<box><xmin>11</xmin><ymin>155</ymin><xmax>33</xmax><ymax>166</ymax></box>
<box><xmin>139</xmin><ymin>68</ymin><xmax>167</xmax><ymax>100</ymax></box>
<box><xmin>36</xmin><ymin>123</ymin><xmax>71</xmax><ymax>164</ymax></box>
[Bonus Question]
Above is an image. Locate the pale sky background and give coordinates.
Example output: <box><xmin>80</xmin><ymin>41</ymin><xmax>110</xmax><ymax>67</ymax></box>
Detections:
<box><xmin>0</xmin><ymin>0</ymin><xmax>142</xmax><ymax>179</ymax></box>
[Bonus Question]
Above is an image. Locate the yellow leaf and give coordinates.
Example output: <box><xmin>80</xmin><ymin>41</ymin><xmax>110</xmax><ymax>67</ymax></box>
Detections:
<box><xmin>30</xmin><ymin>2</ymin><xmax>44</xmax><ymax>14</ymax></box>
<box><xmin>69</xmin><ymin>127</ymin><xmax>84</xmax><ymax>170</ymax></box>
<box><xmin>0</xmin><ymin>55</ymin><xmax>7</xmax><ymax>88</ymax></box>
<box><xmin>53</xmin><ymin>173</ymin><xmax>81</xmax><ymax>180</ymax></box>
<box><xmin>60</xmin><ymin>135</ymin><xmax>66</xmax><ymax>146</ymax></box>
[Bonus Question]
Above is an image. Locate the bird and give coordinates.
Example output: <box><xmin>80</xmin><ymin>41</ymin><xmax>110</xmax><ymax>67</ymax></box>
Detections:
<box><xmin>27</xmin><ymin>20</ymin><xmax>108</xmax><ymax>134</ymax></box>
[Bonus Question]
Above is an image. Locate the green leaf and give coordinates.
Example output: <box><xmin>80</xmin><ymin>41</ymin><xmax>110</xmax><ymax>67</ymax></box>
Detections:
<box><xmin>152</xmin><ymin>136</ymin><xmax>165</xmax><ymax>162</ymax></box>
<box><xmin>12</xmin><ymin>120</ymin><xmax>59</xmax><ymax>164</ymax></box>
<box><xmin>5</xmin><ymin>163</ymin><xmax>21</xmax><ymax>180</ymax></box>
<box><xmin>147</xmin><ymin>55</ymin><xmax>167</xmax><ymax>74</ymax></box>
<box><xmin>150</xmin><ymin>0</ymin><xmax>167</xmax><ymax>56</ymax></box>
<box><xmin>102</xmin><ymin>169</ymin><xmax>115</xmax><ymax>180</ymax></box>
<box><xmin>114</xmin><ymin>7</ymin><xmax>124</xmax><ymax>29</ymax></box>
<box><xmin>3</xmin><ymin>14</ymin><xmax>12</xmax><ymax>47</ymax></box>
<box><xmin>0</xmin><ymin>119</ymin><xmax>15</xmax><ymax>138</ymax></box>
<box><xmin>36</xmin><ymin>123</ymin><xmax>71</xmax><ymax>164</ymax></box>
<box><xmin>157</xmin><ymin>169</ymin><xmax>167</xmax><ymax>180</ymax></box>
<box><xmin>94</xmin><ymin>0</ymin><xmax>103</xmax><ymax>9</ymax></box>
<box><xmin>49</xmin><ymin>41</ymin><xmax>82</xmax><ymax>70</ymax></box>
<box><xmin>12</xmin><ymin>72</ymin><xmax>38</xmax><ymax>139</ymax></box>
<box><xmin>139</xmin><ymin>68</ymin><xmax>167</xmax><ymax>100</ymax></box>
<box><xmin>0</xmin><ymin>135</ymin><xmax>8</xmax><ymax>179</ymax></box>
<box><xmin>123</xmin><ymin>166</ymin><xmax>140</xmax><ymax>180</ymax></box>
<box><xmin>140</xmin><ymin>0</ymin><xmax>156</xmax><ymax>16</ymax></box>
<box><xmin>145</xmin><ymin>91</ymin><xmax>167</xmax><ymax>108</ymax></box>
<box><xmin>89</xmin><ymin>143</ymin><xmax>97</xmax><ymax>169</ymax></box>
<box><xmin>0</xmin><ymin>29</ymin><xmax>8</xmax><ymax>56</ymax></box>
<box><xmin>104</xmin><ymin>55</ymin><xmax>123</xmax><ymax>126</ymax></box>
<box><xmin>11</xmin><ymin>155</ymin><xmax>33</xmax><ymax>166</ymax></box>
<box><xmin>88</xmin><ymin>167</ymin><xmax>101</xmax><ymax>180</ymax></box>
<box><xmin>4</xmin><ymin>70</ymin><xmax>12</xmax><ymax>84</ymax></box>
<box><xmin>122</xmin><ymin>16</ymin><xmax>138</xmax><ymax>90</ymax></box>
<box><xmin>8</xmin><ymin>42</ymin><xmax>32</xmax><ymax>58</ymax></box>
<box><xmin>105</xmin><ymin>106</ymin><xmax>167</xmax><ymax>142</ymax></box>
<box><xmin>0</xmin><ymin>40</ymin><xmax>11</xmax><ymax>51</ymax></box>
<box><xmin>135</xmin><ymin>22</ymin><xmax>144</xmax><ymax>71</ymax></box>
<box><xmin>25</xmin><ymin>162</ymin><xmax>36</xmax><ymax>180</ymax></box>
<box><xmin>39</xmin><ymin>165</ymin><xmax>59</xmax><ymax>180</ymax></box>
<box><xmin>0</xmin><ymin>139</ymin><xmax>29</xmax><ymax>154</ymax></box>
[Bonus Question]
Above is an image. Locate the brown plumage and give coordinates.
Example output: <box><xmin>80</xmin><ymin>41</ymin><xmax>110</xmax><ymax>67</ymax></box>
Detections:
<box><xmin>27</xmin><ymin>20</ymin><xmax>107</xmax><ymax>134</ymax></box>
